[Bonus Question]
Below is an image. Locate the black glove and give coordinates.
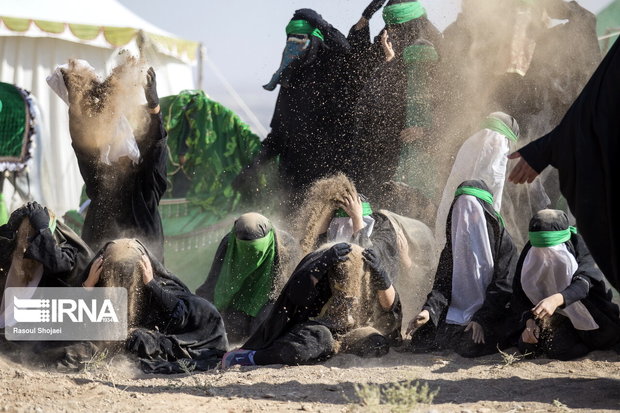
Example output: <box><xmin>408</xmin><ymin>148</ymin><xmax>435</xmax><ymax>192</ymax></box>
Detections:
<box><xmin>362</xmin><ymin>248</ymin><xmax>392</xmax><ymax>291</ymax></box>
<box><xmin>144</xmin><ymin>67</ymin><xmax>159</xmax><ymax>109</ymax></box>
<box><xmin>5</xmin><ymin>206</ymin><xmax>30</xmax><ymax>231</ymax></box>
<box><xmin>362</xmin><ymin>0</ymin><xmax>388</xmax><ymax>20</ymax></box>
<box><xmin>26</xmin><ymin>202</ymin><xmax>50</xmax><ymax>232</ymax></box>
<box><xmin>293</xmin><ymin>8</ymin><xmax>330</xmax><ymax>32</ymax></box>
<box><xmin>310</xmin><ymin>242</ymin><xmax>352</xmax><ymax>280</ymax></box>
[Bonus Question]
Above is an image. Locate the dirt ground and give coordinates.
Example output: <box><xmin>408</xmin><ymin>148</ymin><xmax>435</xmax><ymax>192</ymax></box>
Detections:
<box><xmin>0</xmin><ymin>346</ymin><xmax>619</xmax><ymax>413</ymax></box>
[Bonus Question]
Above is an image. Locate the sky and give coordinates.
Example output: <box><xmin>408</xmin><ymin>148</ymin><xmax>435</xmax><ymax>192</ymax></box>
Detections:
<box><xmin>118</xmin><ymin>0</ymin><xmax>613</xmax><ymax>137</ymax></box>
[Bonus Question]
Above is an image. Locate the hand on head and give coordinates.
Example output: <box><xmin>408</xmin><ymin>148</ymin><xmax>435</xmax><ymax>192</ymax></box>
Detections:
<box><xmin>25</xmin><ymin>201</ymin><xmax>50</xmax><ymax>232</ymax></box>
<box><xmin>138</xmin><ymin>254</ymin><xmax>154</xmax><ymax>285</ymax></box>
<box><xmin>340</xmin><ymin>193</ymin><xmax>364</xmax><ymax>233</ymax></box>
<box><xmin>144</xmin><ymin>67</ymin><xmax>160</xmax><ymax>113</ymax></box>
<box><xmin>380</xmin><ymin>30</ymin><xmax>395</xmax><ymax>62</ymax></box>
<box><xmin>83</xmin><ymin>256</ymin><xmax>104</xmax><ymax>288</ymax></box>
<box><xmin>508</xmin><ymin>152</ymin><xmax>539</xmax><ymax>184</ymax></box>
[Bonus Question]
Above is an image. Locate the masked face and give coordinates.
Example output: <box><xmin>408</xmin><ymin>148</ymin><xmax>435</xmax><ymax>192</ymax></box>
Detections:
<box><xmin>263</xmin><ymin>35</ymin><xmax>311</xmax><ymax>91</ymax></box>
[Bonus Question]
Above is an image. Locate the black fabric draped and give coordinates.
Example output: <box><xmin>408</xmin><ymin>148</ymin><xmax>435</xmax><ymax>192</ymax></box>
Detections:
<box><xmin>74</xmin><ymin>113</ymin><xmax>167</xmax><ymax>261</ymax></box>
<box><xmin>517</xmin><ymin>38</ymin><xmax>620</xmax><ymax>291</ymax></box>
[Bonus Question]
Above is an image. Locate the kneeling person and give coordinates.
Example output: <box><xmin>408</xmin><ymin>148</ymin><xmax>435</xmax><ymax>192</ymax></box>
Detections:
<box><xmin>83</xmin><ymin>239</ymin><xmax>229</xmax><ymax>373</ymax></box>
<box><xmin>409</xmin><ymin>180</ymin><xmax>518</xmax><ymax>357</ymax></box>
<box><xmin>195</xmin><ymin>213</ymin><xmax>298</xmax><ymax>343</ymax></box>
<box><xmin>512</xmin><ymin>210</ymin><xmax>620</xmax><ymax>360</ymax></box>
<box><xmin>222</xmin><ymin>242</ymin><xmax>401</xmax><ymax>367</ymax></box>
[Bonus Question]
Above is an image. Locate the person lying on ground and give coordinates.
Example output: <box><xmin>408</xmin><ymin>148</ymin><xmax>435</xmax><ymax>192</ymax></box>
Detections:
<box><xmin>66</xmin><ymin>66</ymin><xmax>168</xmax><ymax>261</ymax></box>
<box><xmin>220</xmin><ymin>242</ymin><xmax>401</xmax><ymax>367</ymax></box>
<box><xmin>409</xmin><ymin>180</ymin><xmax>518</xmax><ymax>357</ymax></box>
<box><xmin>80</xmin><ymin>238</ymin><xmax>228</xmax><ymax>373</ymax></box>
<box><xmin>511</xmin><ymin>209</ymin><xmax>620</xmax><ymax>360</ymax></box>
<box><xmin>195</xmin><ymin>213</ymin><xmax>300</xmax><ymax>343</ymax></box>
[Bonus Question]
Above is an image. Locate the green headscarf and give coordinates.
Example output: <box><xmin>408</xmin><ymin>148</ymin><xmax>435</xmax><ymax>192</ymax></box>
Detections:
<box><xmin>529</xmin><ymin>227</ymin><xmax>577</xmax><ymax>248</ymax></box>
<box><xmin>383</xmin><ymin>2</ymin><xmax>427</xmax><ymax>25</ymax></box>
<box><xmin>454</xmin><ymin>186</ymin><xmax>505</xmax><ymax>226</ymax></box>
<box><xmin>285</xmin><ymin>19</ymin><xmax>324</xmax><ymax>41</ymax></box>
<box><xmin>213</xmin><ymin>229</ymin><xmax>276</xmax><ymax>317</ymax></box>
<box><xmin>481</xmin><ymin>116</ymin><xmax>519</xmax><ymax>143</ymax></box>
<box><xmin>0</xmin><ymin>194</ymin><xmax>8</xmax><ymax>226</ymax></box>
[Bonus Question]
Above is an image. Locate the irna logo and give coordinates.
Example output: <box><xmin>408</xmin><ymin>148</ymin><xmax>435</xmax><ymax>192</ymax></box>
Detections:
<box><xmin>13</xmin><ymin>297</ymin><xmax>119</xmax><ymax>323</ymax></box>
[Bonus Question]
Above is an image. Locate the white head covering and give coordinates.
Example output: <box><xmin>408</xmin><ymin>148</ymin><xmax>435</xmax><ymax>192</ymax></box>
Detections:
<box><xmin>436</xmin><ymin>135</ymin><xmax>509</xmax><ymax>249</ymax></box>
<box><xmin>445</xmin><ymin>195</ymin><xmax>495</xmax><ymax>326</ymax></box>
<box><xmin>327</xmin><ymin>215</ymin><xmax>375</xmax><ymax>243</ymax></box>
<box><xmin>46</xmin><ymin>60</ymin><xmax>140</xmax><ymax>165</ymax></box>
<box><xmin>521</xmin><ymin>244</ymin><xmax>599</xmax><ymax>331</ymax></box>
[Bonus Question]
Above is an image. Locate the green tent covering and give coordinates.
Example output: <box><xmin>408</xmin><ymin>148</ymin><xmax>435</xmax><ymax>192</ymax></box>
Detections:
<box><xmin>64</xmin><ymin>92</ymin><xmax>267</xmax><ymax>291</ymax></box>
<box><xmin>597</xmin><ymin>0</ymin><xmax>620</xmax><ymax>52</ymax></box>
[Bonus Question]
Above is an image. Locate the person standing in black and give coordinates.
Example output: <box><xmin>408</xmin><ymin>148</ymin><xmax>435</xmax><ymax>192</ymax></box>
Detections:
<box><xmin>71</xmin><ymin>68</ymin><xmax>167</xmax><ymax>261</ymax></box>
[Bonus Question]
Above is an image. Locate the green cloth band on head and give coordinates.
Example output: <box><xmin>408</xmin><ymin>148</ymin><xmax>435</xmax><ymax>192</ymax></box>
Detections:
<box><xmin>383</xmin><ymin>2</ymin><xmax>427</xmax><ymax>25</ymax></box>
<box><xmin>0</xmin><ymin>193</ymin><xmax>8</xmax><ymax>226</ymax></box>
<box><xmin>454</xmin><ymin>186</ymin><xmax>505</xmax><ymax>226</ymax></box>
<box><xmin>214</xmin><ymin>229</ymin><xmax>276</xmax><ymax>317</ymax></box>
<box><xmin>334</xmin><ymin>202</ymin><xmax>373</xmax><ymax>218</ymax></box>
<box><xmin>481</xmin><ymin>116</ymin><xmax>519</xmax><ymax>142</ymax></box>
<box><xmin>403</xmin><ymin>44</ymin><xmax>439</xmax><ymax>64</ymax></box>
<box><xmin>529</xmin><ymin>226</ymin><xmax>577</xmax><ymax>248</ymax></box>
<box><xmin>285</xmin><ymin>19</ymin><xmax>324</xmax><ymax>41</ymax></box>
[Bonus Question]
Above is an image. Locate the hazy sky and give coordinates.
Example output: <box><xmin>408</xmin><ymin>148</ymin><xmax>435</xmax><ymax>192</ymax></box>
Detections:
<box><xmin>119</xmin><ymin>0</ymin><xmax>612</xmax><ymax>137</ymax></box>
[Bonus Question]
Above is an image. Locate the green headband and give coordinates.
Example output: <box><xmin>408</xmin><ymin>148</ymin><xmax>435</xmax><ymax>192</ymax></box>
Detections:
<box><xmin>285</xmin><ymin>19</ymin><xmax>324</xmax><ymax>41</ymax></box>
<box><xmin>403</xmin><ymin>44</ymin><xmax>439</xmax><ymax>64</ymax></box>
<box><xmin>529</xmin><ymin>226</ymin><xmax>577</xmax><ymax>248</ymax></box>
<box><xmin>334</xmin><ymin>202</ymin><xmax>373</xmax><ymax>218</ymax></box>
<box><xmin>383</xmin><ymin>2</ymin><xmax>427</xmax><ymax>25</ymax></box>
<box><xmin>454</xmin><ymin>186</ymin><xmax>505</xmax><ymax>226</ymax></box>
<box><xmin>481</xmin><ymin>116</ymin><xmax>519</xmax><ymax>142</ymax></box>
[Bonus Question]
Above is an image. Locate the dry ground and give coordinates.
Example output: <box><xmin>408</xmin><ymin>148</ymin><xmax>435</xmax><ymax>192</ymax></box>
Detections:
<box><xmin>1</xmin><ymin>347</ymin><xmax>619</xmax><ymax>413</ymax></box>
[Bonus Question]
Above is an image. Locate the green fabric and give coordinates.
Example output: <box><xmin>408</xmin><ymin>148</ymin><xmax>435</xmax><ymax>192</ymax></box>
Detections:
<box><xmin>382</xmin><ymin>2</ymin><xmax>426</xmax><ymax>25</ymax></box>
<box><xmin>454</xmin><ymin>186</ymin><xmax>505</xmax><ymax>226</ymax></box>
<box><xmin>529</xmin><ymin>226</ymin><xmax>577</xmax><ymax>248</ymax></box>
<box><xmin>404</xmin><ymin>44</ymin><xmax>438</xmax><ymax>129</ymax></box>
<box><xmin>597</xmin><ymin>0</ymin><xmax>620</xmax><ymax>51</ymax></box>
<box><xmin>160</xmin><ymin>90</ymin><xmax>262</xmax><ymax>216</ymax></box>
<box><xmin>0</xmin><ymin>194</ymin><xmax>8</xmax><ymax>226</ymax></box>
<box><xmin>285</xmin><ymin>19</ymin><xmax>324</xmax><ymax>41</ymax></box>
<box><xmin>0</xmin><ymin>82</ymin><xmax>26</xmax><ymax>159</ymax></box>
<box><xmin>481</xmin><ymin>116</ymin><xmax>519</xmax><ymax>142</ymax></box>
<box><xmin>334</xmin><ymin>202</ymin><xmax>373</xmax><ymax>218</ymax></box>
<box><xmin>403</xmin><ymin>44</ymin><xmax>439</xmax><ymax>64</ymax></box>
<box><xmin>214</xmin><ymin>229</ymin><xmax>276</xmax><ymax>316</ymax></box>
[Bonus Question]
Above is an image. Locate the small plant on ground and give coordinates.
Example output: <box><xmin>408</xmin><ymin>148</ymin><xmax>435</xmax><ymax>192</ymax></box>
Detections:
<box><xmin>350</xmin><ymin>380</ymin><xmax>439</xmax><ymax>413</ymax></box>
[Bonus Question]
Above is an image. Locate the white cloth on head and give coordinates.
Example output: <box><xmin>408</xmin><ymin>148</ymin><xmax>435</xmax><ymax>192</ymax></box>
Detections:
<box><xmin>46</xmin><ymin>60</ymin><xmax>140</xmax><ymax>165</ymax></box>
<box><xmin>521</xmin><ymin>245</ymin><xmax>599</xmax><ymax>331</ymax></box>
<box><xmin>445</xmin><ymin>195</ymin><xmax>495</xmax><ymax>326</ymax></box>
<box><xmin>435</xmin><ymin>128</ymin><xmax>511</xmax><ymax>249</ymax></box>
<box><xmin>0</xmin><ymin>261</ymin><xmax>44</xmax><ymax>328</ymax></box>
<box><xmin>327</xmin><ymin>215</ymin><xmax>375</xmax><ymax>243</ymax></box>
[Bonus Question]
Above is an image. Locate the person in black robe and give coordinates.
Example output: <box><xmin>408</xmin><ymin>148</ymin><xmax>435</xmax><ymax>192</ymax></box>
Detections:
<box><xmin>195</xmin><ymin>213</ymin><xmax>299</xmax><ymax>343</ymax></box>
<box><xmin>80</xmin><ymin>238</ymin><xmax>228</xmax><ymax>373</ymax></box>
<box><xmin>234</xmin><ymin>9</ymin><xmax>350</xmax><ymax>210</ymax></box>
<box><xmin>0</xmin><ymin>203</ymin><xmax>93</xmax><ymax>364</ymax></box>
<box><xmin>508</xmin><ymin>32</ymin><xmax>620</xmax><ymax>292</ymax></box>
<box><xmin>511</xmin><ymin>209</ymin><xmax>620</xmax><ymax>360</ymax></box>
<box><xmin>0</xmin><ymin>202</ymin><xmax>92</xmax><ymax>293</ymax></box>
<box><xmin>342</xmin><ymin>0</ymin><xmax>442</xmax><ymax>199</ymax></box>
<box><xmin>70</xmin><ymin>68</ymin><xmax>167</xmax><ymax>261</ymax></box>
<box><xmin>409</xmin><ymin>180</ymin><xmax>517</xmax><ymax>357</ymax></box>
<box><xmin>220</xmin><ymin>242</ymin><xmax>402</xmax><ymax>367</ymax></box>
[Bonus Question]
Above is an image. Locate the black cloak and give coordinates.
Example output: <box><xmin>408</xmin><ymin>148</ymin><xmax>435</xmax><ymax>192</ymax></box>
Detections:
<box><xmin>0</xmin><ymin>207</ymin><xmax>93</xmax><ymax>291</ymax></box>
<box><xmin>242</xmin><ymin>248</ymin><xmax>402</xmax><ymax>351</ymax></box>
<box><xmin>73</xmin><ymin>112</ymin><xmax>167</xmax><ymax>261</ymax></box>
<box><xmin>517</xmin><ymin>37</ymin><xmax>620</xmax><ymax>291</ymax></box>
<box><xmin>420</xmin><ymin>180</ymin><xmax>518</xmax><ymax>332</ymax></box>
<box><xmin>511</xmin><ymin>216</ymin><xmax>620</xmax><ymax>351</ymax></box>
<box><xmin>84</xmin><ymin>242</ymin><xmax>228</xmax><ymax>373</ymax></box>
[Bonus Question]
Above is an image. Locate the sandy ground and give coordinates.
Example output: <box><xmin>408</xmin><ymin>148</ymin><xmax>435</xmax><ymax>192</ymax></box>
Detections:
<box><xmin>0</xmin><ymin>346</ymin><xmax>619</xmax><ymax>413</ymax></box>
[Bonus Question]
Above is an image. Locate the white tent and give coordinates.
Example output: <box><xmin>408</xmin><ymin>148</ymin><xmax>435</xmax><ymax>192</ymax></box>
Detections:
<box><xmin>0</xmin><ymin>0</ymin><xmax>198</xmax><ymax>215</ymax></box>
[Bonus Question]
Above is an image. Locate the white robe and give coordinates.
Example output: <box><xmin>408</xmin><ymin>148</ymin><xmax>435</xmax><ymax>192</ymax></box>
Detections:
<box><xmin>445</xmin><ymin>195</ymin><xmax>495</xmax><ymax>326</ymax></box>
